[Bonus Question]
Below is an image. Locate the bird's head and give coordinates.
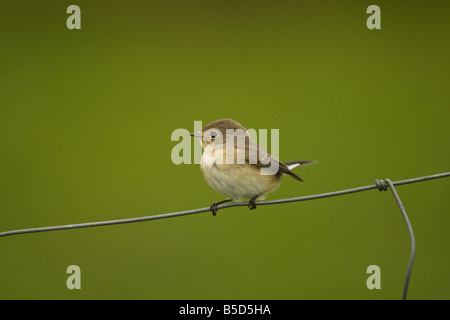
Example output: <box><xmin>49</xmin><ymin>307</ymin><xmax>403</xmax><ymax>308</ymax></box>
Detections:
<box><xmin>190</xmin><ymin>119</ymin><xmax>246</xmax><ymax>149</ymax></box>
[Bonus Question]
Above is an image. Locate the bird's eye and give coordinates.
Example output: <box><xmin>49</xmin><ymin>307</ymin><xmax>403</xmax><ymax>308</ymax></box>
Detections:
<box><xmin>210</xmin><ymin>131</ymin><xmax>218</xmax><ymax>139</ymax></box>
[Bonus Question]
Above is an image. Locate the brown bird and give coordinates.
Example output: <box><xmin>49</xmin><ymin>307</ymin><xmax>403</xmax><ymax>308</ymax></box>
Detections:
<box><xmin>190</xmin><ymin>119</ymin><xmax>316</xmax><ymax>215</ymax></box>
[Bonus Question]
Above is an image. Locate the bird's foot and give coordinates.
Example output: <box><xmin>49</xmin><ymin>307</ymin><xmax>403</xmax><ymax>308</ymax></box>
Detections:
<box><xmin>209</xmin><ymin>199</ymin><xmax>232</xmax><ymax>216</ymax></box>
<box><xmin>210</xmin><ymin>203</ymin><xmax>219</xmax><ymax>216</ymax></box>
<box><xmin>248</xmin><ymin>194</ymin><xmax>261</xmax><ymax>211</ymax></box>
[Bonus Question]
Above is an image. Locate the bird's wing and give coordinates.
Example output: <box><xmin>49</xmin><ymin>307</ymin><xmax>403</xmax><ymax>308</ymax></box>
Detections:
<box><xmin>227</xmin><ymin>130</ymin><xmax>304</xmax><ymax>181</ymax></box>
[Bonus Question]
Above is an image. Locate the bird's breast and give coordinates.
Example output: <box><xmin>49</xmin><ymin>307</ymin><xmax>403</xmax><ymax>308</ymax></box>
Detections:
<box><xmin>200</xmin><ymin>152</ymin><xmax>280</xmax><ymax>201</ymax></box>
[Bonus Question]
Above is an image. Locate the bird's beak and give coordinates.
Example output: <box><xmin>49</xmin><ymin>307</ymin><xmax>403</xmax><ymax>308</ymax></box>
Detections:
<box><xmin>190</xmin><ymin>131</ymin><xmax>201</xmax><ymax>139</ymax></box>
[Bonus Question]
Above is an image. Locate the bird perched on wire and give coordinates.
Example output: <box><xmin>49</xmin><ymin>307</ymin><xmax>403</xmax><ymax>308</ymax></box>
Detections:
<box><xmin>190</xmin><ymin>119</ymin><xmax>316</xmax><ymax>216</ymax></box>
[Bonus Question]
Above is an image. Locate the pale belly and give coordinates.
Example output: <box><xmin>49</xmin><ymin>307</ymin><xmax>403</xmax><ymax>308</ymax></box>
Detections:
<box><xmin>200</xmin><ymin>161</ymin><xmax>280</xmax><ymax>201</ymax></box>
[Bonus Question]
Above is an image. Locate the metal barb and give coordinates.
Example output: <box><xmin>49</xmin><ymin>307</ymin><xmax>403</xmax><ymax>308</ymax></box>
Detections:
<box><xmin>374</xmin><ymin>179</ymin><xmax>388</xmax><ymax>191</ymax></box>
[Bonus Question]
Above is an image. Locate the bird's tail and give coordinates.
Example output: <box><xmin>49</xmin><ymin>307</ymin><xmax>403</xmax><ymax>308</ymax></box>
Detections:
<box><xmin>284</xmin><ymin>160</ymin><xmax>318</xmax><ymax>171</ymax></box>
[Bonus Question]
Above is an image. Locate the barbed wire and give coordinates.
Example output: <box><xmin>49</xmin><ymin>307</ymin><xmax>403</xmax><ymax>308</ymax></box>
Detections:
<box><xmin>1</xmin><ymin>171</ymin><xmax>449</xmax><ymax>300</ymax></box>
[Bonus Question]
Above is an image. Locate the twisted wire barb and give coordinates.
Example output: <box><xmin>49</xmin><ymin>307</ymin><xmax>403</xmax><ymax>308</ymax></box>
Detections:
<box><xmin>0</xmin><ymin>172</ymin><xmax>448</xmax><ymax>239</ymax></box>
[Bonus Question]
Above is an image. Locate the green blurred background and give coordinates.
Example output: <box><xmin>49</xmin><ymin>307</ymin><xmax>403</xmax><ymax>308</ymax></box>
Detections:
<box><xmin>0</xmin><ymin>0</ymin><xmax>449</xmax><ymax>299</ymax></box>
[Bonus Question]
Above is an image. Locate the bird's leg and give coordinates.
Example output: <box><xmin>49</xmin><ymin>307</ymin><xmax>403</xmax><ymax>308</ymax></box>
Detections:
<box><xmin>248</xmin><ymin>194</ymin><xmax>262</xmax><ymax>211</ymax></box>
<box><xmin>210</xmin><ymin>199</ymin><xmax>232</xmax><ymax>216</ymax></box>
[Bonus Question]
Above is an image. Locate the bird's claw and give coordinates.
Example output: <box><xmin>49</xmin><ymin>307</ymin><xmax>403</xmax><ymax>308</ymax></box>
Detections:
<box><xmin>210</xmin><ymin>203</ymin><xmax>218</xmax><ymax>216</ymax></box>
<box><xmin>248</xmin><ymin>199</ymin><xmax>257</xmax><ymax>211</ymax></box>
<box><xmin>248</xmin><ymin>194</ymin><xmax>262</xmax><ymax>211</ymax></box>
<box><xmin>209</xmin><ymin>199</ymin><xmax>232</xmax><ymax>216</ymax></box>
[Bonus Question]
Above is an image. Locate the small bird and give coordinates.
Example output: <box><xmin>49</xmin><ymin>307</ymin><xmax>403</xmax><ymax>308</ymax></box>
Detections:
<box><xmin>190</xmin><ymin>119</ymin><xmax>316</xmax><ymax>216</ymax></box>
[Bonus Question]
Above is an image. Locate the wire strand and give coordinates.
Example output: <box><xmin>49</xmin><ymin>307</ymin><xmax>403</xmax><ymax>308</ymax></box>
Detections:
<box><xmin>1</xmin><ymin>171</ymin><xmax>449</xmax><ymax>300</ymax></box>
<box><xmin>384</xmin><ymin>179</ymin><xmax>416</xmax><ymax>300</ymax></box>
<box><xmin>0</xmin><ymin>172</ymin><xmax>449</xmax><ymax>238</ymax></box>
